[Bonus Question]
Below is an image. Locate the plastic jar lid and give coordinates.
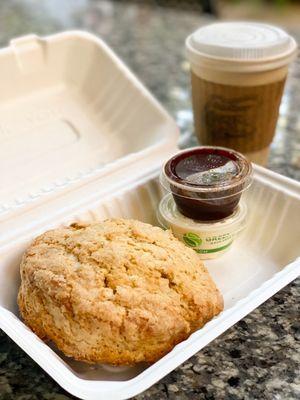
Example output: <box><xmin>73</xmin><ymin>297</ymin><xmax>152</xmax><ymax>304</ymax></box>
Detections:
<box><xmin>186</xmin><ymin>22</ymin><xmax>298</xmax><ymax>72</ymax></box>
<box><xmin>160</xmin><ymin>146</ymin><xmax>253</xmax><ymax>200</ymax></box>
<box><xmin>158</xmin><ymin>194</ymin><xmax>247</xmax><ymax>233</ymax></box>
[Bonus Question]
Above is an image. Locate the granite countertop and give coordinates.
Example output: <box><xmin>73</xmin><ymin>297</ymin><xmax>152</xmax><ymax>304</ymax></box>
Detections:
<box><xmin>0</xmin><ymin>1</ymin><xmax>299</xmax><ymax>399</ymax></box>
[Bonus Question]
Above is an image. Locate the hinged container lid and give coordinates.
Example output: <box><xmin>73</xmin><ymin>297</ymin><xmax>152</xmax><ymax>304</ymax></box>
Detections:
<box><xmin>0</xmin><ymin>31</ymin><xmax>178</xmax><ymax>240</ymax></box>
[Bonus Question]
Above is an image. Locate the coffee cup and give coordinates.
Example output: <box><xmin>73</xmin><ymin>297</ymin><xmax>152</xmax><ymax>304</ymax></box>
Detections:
<box><xmin>186</xmin><ymin>22</ymin><xmax>298</xmax><ymax>165</ymax></box>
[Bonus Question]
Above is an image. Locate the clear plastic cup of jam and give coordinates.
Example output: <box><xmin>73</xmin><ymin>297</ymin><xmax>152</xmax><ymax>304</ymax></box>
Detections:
<box><xmin>160</xmin><ymin>146</ymin><xmax>253</xmax><ymax>221</ymax></box>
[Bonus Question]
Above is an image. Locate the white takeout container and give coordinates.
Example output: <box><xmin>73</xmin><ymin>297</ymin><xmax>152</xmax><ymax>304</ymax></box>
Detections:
<box><xmin>0</xmin><ymin>31</ymin><xmax>299</xmax><ymax>400</ymax></box>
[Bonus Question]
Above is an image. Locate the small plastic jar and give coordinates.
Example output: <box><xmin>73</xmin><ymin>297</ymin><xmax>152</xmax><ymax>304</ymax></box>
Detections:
<box><xmin>158</xmin><ymin>194</ymin><xmax>247</xmax><ymax>259</ymax></box>
<box><xmin>160</xmin><ymin>146</ymin><xmax>252</xmax><ymax>221</ymax></box>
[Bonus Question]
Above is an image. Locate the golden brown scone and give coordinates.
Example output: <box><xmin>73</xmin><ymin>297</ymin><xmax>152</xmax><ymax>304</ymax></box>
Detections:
<box><xmin>18</xmin><ymin>219</ymin><xmax>223</xmax><ymax>365</ymax></box>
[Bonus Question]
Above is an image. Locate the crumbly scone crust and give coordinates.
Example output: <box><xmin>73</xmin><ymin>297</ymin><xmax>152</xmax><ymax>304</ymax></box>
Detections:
<box><xmin>18</xmin><ymin>219</ymin><xmax>223</xmax><ymax>365</ymax></box>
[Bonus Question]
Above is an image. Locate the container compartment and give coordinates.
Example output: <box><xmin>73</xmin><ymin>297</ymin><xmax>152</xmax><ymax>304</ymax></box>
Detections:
<box><xmin>0</xmin><ymin>166</ymin><xmax>299</xmax><ymax>400</ymax></box>
<box><xmin>0</xmin><ymin>32</ymin><xmax>177</xmax><ymax>214</ymax></box>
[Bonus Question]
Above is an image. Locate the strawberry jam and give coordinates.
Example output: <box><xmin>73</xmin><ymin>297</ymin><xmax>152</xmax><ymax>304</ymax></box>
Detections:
<box><xmin>161</xmin><ymin>146</ymin><xmax>252</xmax><ymax>221</ymax></box>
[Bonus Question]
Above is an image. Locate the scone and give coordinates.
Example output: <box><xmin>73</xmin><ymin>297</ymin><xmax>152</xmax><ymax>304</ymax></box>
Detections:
<box><xmin>18</xmin><ymin>218</ymin><xmax>223</xmax><ymax>365</ymax></box>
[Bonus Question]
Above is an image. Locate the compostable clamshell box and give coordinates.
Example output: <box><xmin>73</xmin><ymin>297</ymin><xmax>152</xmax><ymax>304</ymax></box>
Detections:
<box><xmin>0</xmin><ymin>31</ymin><xmax>299</xmax><ymax>400</ymax></box>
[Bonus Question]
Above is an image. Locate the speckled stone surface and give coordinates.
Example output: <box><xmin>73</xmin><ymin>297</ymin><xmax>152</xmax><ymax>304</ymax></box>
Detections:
<box><xmin>0</xmin><ymin>1</ymin><xmax>299</xmax><ymax>399</ymax></box>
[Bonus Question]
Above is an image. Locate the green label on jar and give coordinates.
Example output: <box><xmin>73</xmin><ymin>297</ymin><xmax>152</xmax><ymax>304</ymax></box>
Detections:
<box><xmin>195</xmin><ymin>241</ymin><xmax>233</xmax><ymax>254</ymax></box>
<box><xmin>183</xmin><ymin>232</ymin><xmax>202</xmax><ymax>247</ymax></box>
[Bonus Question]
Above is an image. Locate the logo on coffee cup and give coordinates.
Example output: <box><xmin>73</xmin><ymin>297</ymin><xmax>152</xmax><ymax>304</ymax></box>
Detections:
<box><xmin>205</xmin><ymin>95</ymin><xmax>259</xmax><ymax>141</ymax></box>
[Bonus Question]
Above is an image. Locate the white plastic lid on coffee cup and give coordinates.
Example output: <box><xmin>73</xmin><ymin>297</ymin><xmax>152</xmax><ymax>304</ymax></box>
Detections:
<box><xmin>186</xmin><ymin>22</ymin><xmax>298</xmax><ymax>72</ymax></box>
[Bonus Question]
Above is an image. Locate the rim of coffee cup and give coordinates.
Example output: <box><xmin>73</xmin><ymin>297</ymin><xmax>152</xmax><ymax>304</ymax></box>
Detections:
<box><xmin>186</xmin><ymin>22</ymin><xmax>298</xmax><ymax>73</ymax></box>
